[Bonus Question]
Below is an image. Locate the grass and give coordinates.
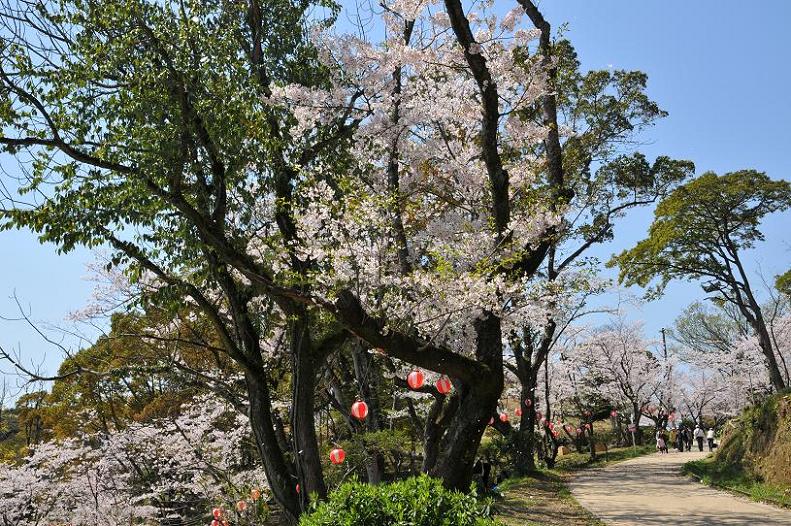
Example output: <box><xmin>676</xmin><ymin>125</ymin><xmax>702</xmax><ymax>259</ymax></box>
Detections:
<box><xmin>683</xmin><ymin>456</ymin><xmax>791</xmax><ymax>510</ymax></box>
<box><xmin>494</xmin><ymin>445</ymin><xmax>655</xmax><ymax>525</ymax></box>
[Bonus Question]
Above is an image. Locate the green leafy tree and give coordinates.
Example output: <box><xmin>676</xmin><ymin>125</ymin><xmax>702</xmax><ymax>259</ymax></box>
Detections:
<box><xmin>0</xmin><ymin>0</ymin><xmax>342</xmax><ymax>521</ymax></box>
<box><xmin>610</xmin><ymin>170</ymin><xmax>791</xmax><ymax>391</ymax></box>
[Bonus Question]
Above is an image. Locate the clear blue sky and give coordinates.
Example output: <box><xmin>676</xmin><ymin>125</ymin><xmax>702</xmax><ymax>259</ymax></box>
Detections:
<box><xmin>2</xmin><ymin>0</ymin><xmax>790</xmax><ymax>394</ymax></box>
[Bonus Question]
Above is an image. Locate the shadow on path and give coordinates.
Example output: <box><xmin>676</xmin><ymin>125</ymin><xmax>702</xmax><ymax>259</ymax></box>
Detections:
<box><xmin>571</xmin><ymin>451</ymin><xmax>791</xmax><ymax>526</ymax></box>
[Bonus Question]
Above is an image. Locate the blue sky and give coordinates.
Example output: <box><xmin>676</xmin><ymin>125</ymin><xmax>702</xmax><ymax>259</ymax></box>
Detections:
<box><xmin>1</xmin><ymin>0</ymin><xmax>790</xmax><ymax>395</ymax></box>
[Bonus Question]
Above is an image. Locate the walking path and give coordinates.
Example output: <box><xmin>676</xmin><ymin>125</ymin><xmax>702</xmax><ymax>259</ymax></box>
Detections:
<box><xmin>571</xmin><ymin>450</ymin><xmax>791</xmax><ymax>526</ymax></box>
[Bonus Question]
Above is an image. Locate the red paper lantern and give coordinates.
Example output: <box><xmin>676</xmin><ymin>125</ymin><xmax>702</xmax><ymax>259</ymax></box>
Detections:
<box><xmin>611</xmin><ymin>410</ymin><xmax>618</xmax><ymax>418</ymax></box>
<box><xmin>515</xmin><ymin>407</ymin><xmax>523</xmax><ymax>417</ymax></box>
<box><xmin>407</xmin><ymin>370</ymin><xmax>425</xmax><ymax>389</ymax></box>
<box><xmin>499</xmin><ymin>412</ymin><xmax>509</xmax><ymax>423</ymax></box>
<box><xmin>435</xmin><ymin>376</ymin><xmax>452</xmax><ymax>394</ymax></box>
<box><xmin>329</xmin><ymin>448</ymin><xmax>346</xmax><ymax>465</ymax></box>
<box><xmin>351</xmin><ymin>400</ymin><xmax>368</xmax><ymax>420</ymax></box>
<box><xmin>296</xmin><ymin>484</ymin><xmax>300</xmax><ymax>494</ymax></box>
<box><xmin>524</xmin><ymin>399</ymin><xmax>532</xmax><ymax>407</ymax></box>
<box><xmin>212</xmin><ymin>509</ymin><xmax>223</xmax><ymax>520</ymax></box>
<box><xmin>236</xmin><ymin>500</ymin><xmax>247</xmax><ymax>512</ymax></box>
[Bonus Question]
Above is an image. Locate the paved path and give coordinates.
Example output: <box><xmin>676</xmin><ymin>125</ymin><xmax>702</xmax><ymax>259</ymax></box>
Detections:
<box><xmin>571</xmin><ymin>450</ymin><xmax>791</xmax><ymax>526</ymax></box>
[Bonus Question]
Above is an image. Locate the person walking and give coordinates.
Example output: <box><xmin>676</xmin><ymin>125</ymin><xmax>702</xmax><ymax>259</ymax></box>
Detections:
<box><xmin>707</xmin><ymin>427</ymin><xmax>716</xmax><ymax>452</ymax></box>
<box><xmin>684</xmin><ymin>426</ymin><xmax>693</xmax><ymax>451</ymax></box>
<box><xmin>656</xmin><ymin>429</ymin><xmax>668</xmax><ymax>454</ymax></box>
<box><xmin>694</xmin><ymin>424</ymin><xmax>705</xmax><ymax>452</ymax></box>
<box><xmin>675</xmin><ymin>426</ymin><xmax>685</xmax><ymax>451</ymax></box>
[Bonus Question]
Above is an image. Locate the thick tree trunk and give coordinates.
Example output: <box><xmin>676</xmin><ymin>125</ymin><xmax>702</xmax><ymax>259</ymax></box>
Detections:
<box><xmin>290</xmin><ymin>315</ymin><xmax>327</xmax><ymax>500</ymax></box>
<box><xmin>245</xmin><ymin>372</ymin><xmax>300</xmax><ymax>524</ymax></box>
<box><xmin>430</xmin><ymin>314</ymin><xmax>504</xmax><ymax>490</ymax></box>
<box><xmin>754</xmin><ymin>315</ymin><xmax>787</xmax><ymax>391</ymax></box>
<box><xmin>513</xmin><ymin>373</ymin><xmax>538</xmax><ymax>473</ymax></box>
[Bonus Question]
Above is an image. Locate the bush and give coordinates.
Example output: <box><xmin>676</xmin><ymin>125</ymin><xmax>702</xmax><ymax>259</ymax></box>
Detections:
<box><xmin>299</xmin><ymin>474</ymin><xmax>498</xmax><ymax>526</ymax></box>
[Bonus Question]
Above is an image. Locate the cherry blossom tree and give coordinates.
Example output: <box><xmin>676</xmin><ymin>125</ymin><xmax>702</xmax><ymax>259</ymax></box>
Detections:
<box><xmin>0</xmin><ymin>0</ymin><xmax>573</xmax><ymax>517</ymax></box>
<box><xmin>0</xmin><ymin>395</ymin><xmax>268</xmax><ymax>526</ymax></box>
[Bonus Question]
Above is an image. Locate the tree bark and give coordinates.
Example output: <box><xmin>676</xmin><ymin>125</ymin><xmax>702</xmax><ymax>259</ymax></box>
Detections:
<box><xmin>290</xmin><ymin>313</ymin><xmax>327</xmax><ymax>500</ymax></box>
<box><xmin>245</xmin><ymin>371</ymin><xmax>300</xmax><ymax>524</ymax></box>
<box><xmin>430</xmin><ymin>314</ymin><xmax>504</xmax><ymax>490</ymax></box>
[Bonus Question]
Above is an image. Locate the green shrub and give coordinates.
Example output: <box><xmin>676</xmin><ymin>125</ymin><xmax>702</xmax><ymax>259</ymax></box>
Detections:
<box><xmin>299</xmin><ymin>474</ymin><xmax>498</xmax><ymax>526</ymax></box>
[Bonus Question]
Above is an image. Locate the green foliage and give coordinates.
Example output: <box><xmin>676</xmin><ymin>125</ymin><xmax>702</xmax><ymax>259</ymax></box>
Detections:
<box><xmin>298</xmin><ymin>475</ymin><xmax>498</xmax><ymax>526</ymax></box>
<box><xmin>776</xmin><ymin>270</ymin><xmax>791</xmax><ymax>299</ymax></box>
<box><xmin>548</xmin><ymin>39</ymin><xmax>695</xmax><ymax>250</ymax></box>
<box><xmin>684</xmin><ymin>457</ymin><xmax>791</xmax><ymax>509</ymax></box>
<box><xmin>322</xmin><ymin>429</ymin><xmax>414</xmax><ymax>487</ymax></box>
<box><xmin>610</xmin><ymin>170</ymin><xmax>791</xmax><ymax>297</ymax></box>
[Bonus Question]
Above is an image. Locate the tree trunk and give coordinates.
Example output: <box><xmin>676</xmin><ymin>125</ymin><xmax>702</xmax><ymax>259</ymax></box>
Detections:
<box><xmin>245</xmin><ymin>372</ymin><xmax>300</xmax><ymax>524</ymax></box>
<box><xmin>290</xmin><ymin>315</ymin><xmax>327</xmax><ymax>500</ymax></box>
<box><xmin>753</xmin><ymin>314</ymin><xmax>787</xmax><ymax>391</ymax></box>
<box><xmin>430</xmin><ymin>314</ymin><xmax>504</xmax><ymax>490</ymax></box>
<box><xmin>513</xmin><ymin>380</ymin><xmax>537</xmax><ymax>473</ymax></box>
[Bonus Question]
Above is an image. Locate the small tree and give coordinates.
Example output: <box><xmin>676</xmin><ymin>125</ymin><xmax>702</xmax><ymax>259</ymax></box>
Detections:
<box><xmin>610</xmin><ymin>170</ymin><xmax>791</xmax><ymax>391</ymax></box>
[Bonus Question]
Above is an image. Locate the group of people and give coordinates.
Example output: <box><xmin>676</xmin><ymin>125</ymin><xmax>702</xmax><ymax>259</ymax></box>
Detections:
<box><xmin>655</xmin><ymin>424</ymin><xmax>716</xmax><ymax>453</ymax></box>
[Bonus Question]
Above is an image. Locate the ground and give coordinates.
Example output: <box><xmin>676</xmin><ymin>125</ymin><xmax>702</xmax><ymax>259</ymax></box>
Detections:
<box><xmin>496</xmin><ymin>446</ymin><xmax>654</xmax><ymax>526</ymax></box>
<box><xmin>496</xmin><ymin>471</ymin><xmax>604</xmax><ymax>526</ymax></box>
<box><xmin>571</xmin><ymin>450</ymin><xmax>791</xmax><ymax>525</ymax></box>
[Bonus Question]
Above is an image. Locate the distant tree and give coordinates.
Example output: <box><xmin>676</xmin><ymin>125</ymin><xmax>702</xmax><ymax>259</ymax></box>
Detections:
<box><xmin>610</xmin><ymin>170</ymin><xmax>791</xmax><ymax>391</ymax></box>
<box><xmin>777</xmin><ymin>269</ymin><xmax>791</xmax><ymax>299</ymax></box>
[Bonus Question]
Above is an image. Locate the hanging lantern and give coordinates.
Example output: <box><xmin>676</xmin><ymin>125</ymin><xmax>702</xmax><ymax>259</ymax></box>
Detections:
<box><xmin>236</xmin><ymin>501</ymin><xmax>247</xmax><ymax>512</ymax></box>
<box><xmin>329</xmin><ymin>448</ymin><xmax>346</xmax><ymax>465</ymax></box>
<box><xmin>250</xmin><ymin>488</ymin><xmax>261</xmax><ymax>501</ymax></box>
<box><xmin>435</xmin><ymin>376</ymin><xmax>452</xmax><ymax>394</ymax></box>
<box><xmin>212</xmin><ymin>509</ymin><xmax>223</xmax><ymax>520</ymax></box>
<box><xmin>296</xmin><ymin>484</ymin><xmax>300</xmax><ymax>494</ymax></box>
<box><xmin>407</xmin><ymin>370</ymin><xmax>425</xmax><ymax>389</ymax></box>
<box><xmin>351</xmin><ymin>400</ymin><xmax>368</xmax><ymax>420</ymax></box>
<box><xmin>524</xmin><ymin>399</ymin><xmax>532</xmax><ymax>408</ymax></box>
<box><xmin>515</xmin><ymin>407</ymin><xmax>523</xmax><ymax>417</ymax></box>
<box><xmin>499</xmin><ymin>412</ymin><xmax>509</xmax><ymax>423</ymax></box>
<box><xmin>611</xmin><ymin>410</ymin><xmax>618</xmax><ymax>418</ymax></box>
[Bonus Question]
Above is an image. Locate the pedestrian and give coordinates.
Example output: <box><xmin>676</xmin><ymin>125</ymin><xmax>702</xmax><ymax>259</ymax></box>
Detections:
<box><xmin>694</xmin><ymin>424</ymin><xmax>705</xmax><ymax>452</ymax></box>
<box><xmin>707</xmin><ymin>427</ymin><xmax>716</xmax><ymax>452</ymax></box>
<box><xmin>675</xmin><ymin>426</ymin><xmax>685</xmax><ymax>451</ymax></box>
<box><xmin>656</xmin><ymin>429</ymin><xmax>668</xmax><ymax>454</ymax></box>
<box><xmin>684</xmin><ymin>427</ymin><xmax>693</xmax><ymax>451</ymax></box>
